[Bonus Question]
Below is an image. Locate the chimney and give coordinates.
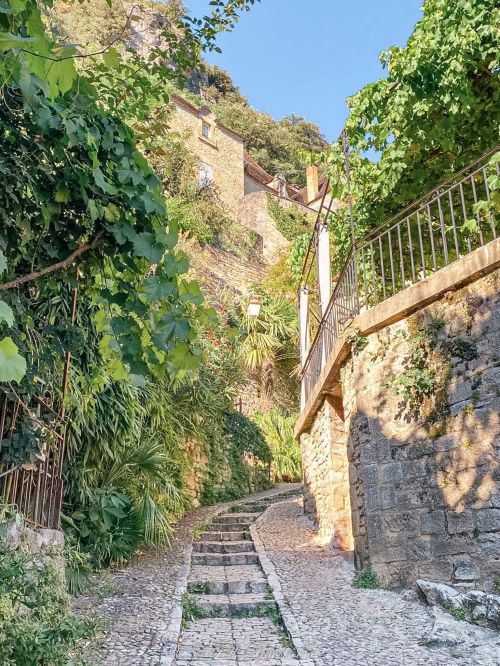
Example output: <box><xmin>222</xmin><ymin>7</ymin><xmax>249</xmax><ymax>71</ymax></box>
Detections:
<box><xmin>306</xmin><ymin>165</ymin><xmax>319</xmax><ymax>204</ymax></box>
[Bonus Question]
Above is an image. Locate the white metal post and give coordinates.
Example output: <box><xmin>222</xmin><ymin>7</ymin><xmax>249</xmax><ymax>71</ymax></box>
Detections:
<box><xmin>317</xmin><ymin>221</ymin><xmax>331</xmax><ymax>317</ymax></box>
<box><xmin>299</xmin><ymin>286</ymin><xmax>309</xmax><ymax>409</ymax></box>
<box><xmin>317</xmin><ymin>221</ymin><xmax>331</xmax><ymax>369</ymax></box>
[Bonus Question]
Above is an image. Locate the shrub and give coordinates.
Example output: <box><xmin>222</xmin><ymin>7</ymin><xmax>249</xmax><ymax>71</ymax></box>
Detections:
<box><xmin>254</xmin><ymin>408</ymin><xmax>302</xmax><ymax>482</ymax></box>
<box><xmin>201</xmin><ymin>410</ymin><xmax>271</xmax><ymax>503</ymax></box>
<box><xmin>267</xmin><ymin>194</ymin><xmax>311</xmax><ymax>241</ymax></box>
<box><xmin>0</xmin><ymin>515</ymin><xmax>94</xmax><ymax>665</ymax></box>
<box><xmin>353</xmin><ymin>567</ymin><xmax>379</xmax><ymax>589</ymax></box>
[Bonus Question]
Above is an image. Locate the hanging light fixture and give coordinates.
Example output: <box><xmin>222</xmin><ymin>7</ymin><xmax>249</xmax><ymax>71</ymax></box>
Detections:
<box><xmin>247</xmin><ymin>296</ymin><xmax>261</xmax><ymax>317</ymax></box>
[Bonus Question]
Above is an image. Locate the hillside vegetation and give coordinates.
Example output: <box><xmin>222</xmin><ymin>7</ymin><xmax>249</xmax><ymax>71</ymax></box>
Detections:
<box><xmin>49</xmin><ymin>0</ymin><xmax>327</xmax><ymax>186</ymax></box>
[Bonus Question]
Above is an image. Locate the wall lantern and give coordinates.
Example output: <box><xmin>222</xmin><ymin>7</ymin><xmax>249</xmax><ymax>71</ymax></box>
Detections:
<box><xmin>247</xmin><ymin>296</ymin><xmax>261</xmax><ymax>317</ymax></box>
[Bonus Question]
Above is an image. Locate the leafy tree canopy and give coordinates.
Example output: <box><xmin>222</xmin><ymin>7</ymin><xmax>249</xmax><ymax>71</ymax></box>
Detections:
<box><xmin>325</xmin><ymin>0</ymin><xmax>499</xmax><ymax>262</ymax></box>
<box><xmin>0</xmin><ymin>0</ymin><xmax>256</xmax><ymax>386</ymax></box>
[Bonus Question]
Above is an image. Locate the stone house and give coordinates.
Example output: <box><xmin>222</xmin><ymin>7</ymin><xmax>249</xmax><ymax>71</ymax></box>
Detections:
<box><xmin>168</xmin><ymin>94</ymin><xmax>316</xmax><ymax>269</ymax></box>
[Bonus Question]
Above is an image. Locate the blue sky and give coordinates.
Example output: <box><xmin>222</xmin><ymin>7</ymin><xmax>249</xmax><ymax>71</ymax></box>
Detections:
<box><xmin>184</xmin><ymin>0</ymin><xmax>423</xmax><ymax>142</ymax></box>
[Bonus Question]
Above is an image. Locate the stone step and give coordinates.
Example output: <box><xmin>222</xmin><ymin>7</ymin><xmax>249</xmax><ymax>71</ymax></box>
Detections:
<box><xmin>187</xmin><ymin>578</ymin><xmax>268</xmax><ymax>595</ymax></box>
<box><xmin>191</xmin><ymin>552</ymin><xmax>260</xmax><ymax>566</ymax></box>
<box><xmin>211</xmin><ymin>522</ymin><xmax>251</xmax><ymax>533</ymax></box>
<box><xmin>230</xmin><ymin>503</ymin><xmax>267</xmax><ymax>513</ymax></box>
<box><xmin>213</xmin><ymin>513</ymin><xmax>258</xmax><ymax>524</ymax></box>
<box><xmin>190</xmin><ymin>564</ymin><xmax>266</xmax><ymax>586</ymax></box>
<box><xmin>201</xmin><ymin>530</ymin><xmax>249</xmax><ymax>542</ymax></box>
<box><xmin>267</xmin><ymin>491</ymin><xmax>302</xmax><ymax>503</ymax></box>
<box><xmin>193</xmin><ymin>540</ymin><xmax>256</xmax><ymax>554</ymax></box>
<box><xmin>191</xmin><ymin>593</ymin><xmax>275</xmax><ymax>617</ymax></box>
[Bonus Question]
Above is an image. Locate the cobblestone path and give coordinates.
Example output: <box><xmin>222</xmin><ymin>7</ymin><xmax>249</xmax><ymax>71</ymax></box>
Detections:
<box><xmin>174</xmin><ymin>489</ymin><xmax>303</xmax><ymax>666</ymax></box>
<box><xmin>72</xmin><ymin>485</ymin><xmax>301</xmax><ymax>665</ymax></box>
<box><xmin>75</xmin><ymin>487</ymin><xmax>499</xmax><ymax>665</ymax></box>
<box><xmin>256</xmin><ymin>498</ymin><xmax>500</xmax><ymax>666</ymax></box>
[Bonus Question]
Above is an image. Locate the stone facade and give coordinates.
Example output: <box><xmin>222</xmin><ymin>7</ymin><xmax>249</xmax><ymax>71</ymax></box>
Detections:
<box><xmin>168</xmin><ymin>95</ymin><xmax>245</xmax><ymax>216</ymax></box>
<box><xmin>237</xmin><ymin>192</ymin><xmax>291</xmax><ymax>263</ymax></box>
<box><xmin>300</xmin><ymin>268</ymin><xmax>500</xmax><ymax>590</ymax></box>
<box><xmin>180</xmin><ymin>236</ymin><xmax>267</xmax><ymax>297</ymax></box>
<box><xmin>301</xmin><ymin>398</ymin><xmax>353</xmax><ymax>548</ymax></box>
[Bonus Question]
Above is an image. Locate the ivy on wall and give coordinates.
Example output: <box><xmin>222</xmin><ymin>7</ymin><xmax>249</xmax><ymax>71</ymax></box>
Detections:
<box><xmin>266</xmin><ymin>194</ymin><xmax>311</xmax><ymax>242</ymax></box>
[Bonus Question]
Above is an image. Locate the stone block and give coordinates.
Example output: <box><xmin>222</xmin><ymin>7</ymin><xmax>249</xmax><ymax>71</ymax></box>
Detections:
<box><xmin>416</xmin><ymin>579</ymin><xmax>462</xmax><ymax>608</ymax></box>
<box><xmin>421</xmin><ymin>510</ymin><xmax>446</xmax><ymax>535</ymax></box>
<box><xmin>453</xmin><ymin>559</ymin><xmax>480</xmax><ymax>582</ymax></box>
<box><xmin>402</xmin><ymin>460</ymin><xmax>427</xmax><ymax>481</ymax></box>
<box><xmin>446</xmin><ymin>509</ymin><xmax>475</xmax><ymax>534</ymax></box>
<box><xmin>39</xmin><ymin>529</ymin><xmax>64</xmax><ymax>551</ymax></box>
<box><xmin>381</xmin><ymin>462</ymin><xmax>403</xmax><ymax>485</ymax></box>
<box><xmin>363</xmin><ymin>464</ymin><xmax>378</xmax><ymax>487</ymax></box>
<box><xmin>408</xmin><ymin>538</ymin><xmax>431</xmax><ymax>561</ymax></box>
<box><xmin>380</xmin><ymin>487</ymin><xmax>397</xmax><ymax>510</ymax></box>
<box><xmin>364</xmin><ymin>486</ymin><xmax>379</xmax><ymax>512</ymax></box>
<box><xmin>360</xmin><ymin>441</ymin><xmax>377</xmax><ymax>464</ymax></box>
<box><xmin>476</xmin><ymin>509</ymin><xmax>500</xmax><ymax>532</ymax></box>
<box><xmin>448</xmin><ymin>378</ymin><xmax>472</xmax><ymax>405</ymax></box>
<box><xmin>19</xmin><ymin>526</ymin><xmax>43</xmax><ymax>552</ymax></box>
<box><xmin>406</xmin><ymin>440</ymin><xmax>432</xmax><ymax>459</ymax></box>
<box><xmin>432</xmin><ymin>434</ymin><xmax>454</xmax><ymax>452</ymax></box>
<box><xmin>431</xmin><ymin>536</ymin><xmax>469</xmax><ymax>557</ymax></box>
<box><xmin>417</xmin><ymin>559</ymin><xmax>454</xmax><ymax>583</ymax></box>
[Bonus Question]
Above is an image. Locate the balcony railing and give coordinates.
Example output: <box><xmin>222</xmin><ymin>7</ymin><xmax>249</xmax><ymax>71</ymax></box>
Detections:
<box><xmin>300</xmin><ymin>147</ymin><xmax>500</xmax><ymax>406</ymax></box>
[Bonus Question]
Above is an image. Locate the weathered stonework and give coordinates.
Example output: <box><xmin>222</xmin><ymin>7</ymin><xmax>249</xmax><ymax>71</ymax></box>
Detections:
<box><xmin>237</xmin><ymin>192</ymin><xmax>296</xmax><ymax>263</ymax></box>
<box><xmin>300</xmin><ymin>268</ymin><xmax>500</xmax><ymax>590</ymax></box>
<box><xmin>179</xmin><ymin>235</ymin><xmax>267</xmax><ymax>296</ymax></box>
<box><xmin>301</xmin><ymin>397</ymin><xmax>353</xmax><ymax>549</ymax></box>
<box><xmin>168</xmin><ymin>95</ymin><xmax>245</xmax><ymax>216</ymax></box>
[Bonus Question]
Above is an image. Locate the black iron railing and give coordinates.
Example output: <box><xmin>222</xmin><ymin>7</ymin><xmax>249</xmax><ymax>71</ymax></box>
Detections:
<box><xmin>0</xmin><ymin>388</ymin><xmax>66</xmax><ymax>529</ymax></box>
<box><xmin>301</xmin><ymin>147</ymin><xmax>500</xmax><ymax>405</ymax></box>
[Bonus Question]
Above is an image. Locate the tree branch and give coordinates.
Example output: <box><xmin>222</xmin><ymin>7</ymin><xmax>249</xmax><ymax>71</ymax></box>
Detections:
<box><xmin>0</xmin><ymin>235</ymin><xmax>104</xmax><ymax>292</ymax></box>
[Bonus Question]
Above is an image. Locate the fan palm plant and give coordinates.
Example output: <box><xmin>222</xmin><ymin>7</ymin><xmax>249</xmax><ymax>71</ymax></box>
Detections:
<box><xmin>239</xmin><ymin>295</ymin><xmax>299</xmax><ymax>409</ymax></box>
<box><xmin>254</xmin><ymin>407</ymin><xmax>302</xmax><ymax>482</ymax></box>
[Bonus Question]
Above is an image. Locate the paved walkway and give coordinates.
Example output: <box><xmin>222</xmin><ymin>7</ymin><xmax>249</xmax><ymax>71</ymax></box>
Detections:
<box><xmin>74</xmin><ymin>487</ymin><xmax>499</xmax><ymax>665</ymax></box>
<box><xmin>174</xmin><ymin>489</ymin><xmax>302</xmax><ymax>665</ymax></box>
<box><xmin>256</xmin><ymin>499</ymin><xmax>500</xmax><ymax>666</ymax></box>
<box><xmin>73</xmin><ymin>485</ymin><xmax>300</xmax><ymax>665</ymax></box>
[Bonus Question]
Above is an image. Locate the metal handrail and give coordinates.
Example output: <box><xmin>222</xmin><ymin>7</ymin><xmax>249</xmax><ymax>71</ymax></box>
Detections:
<box><xmin>300</xmin><ymin>147</ymin><xmax>500</xmax><ymax>405</ymax></box>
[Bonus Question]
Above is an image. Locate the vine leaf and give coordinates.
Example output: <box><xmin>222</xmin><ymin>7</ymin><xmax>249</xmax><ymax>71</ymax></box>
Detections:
<box><xmin>0</xmin><ymin>250</ymin><xmax>6</xmax><ymax>274</ymax></box>
<box><xmin>103</xmin><ymin>47</ymin><xmax>120</xmax><ymax>70</ymax></box>
<box><xmin>0</xmin><ymin>33</ymin><xmax>33</xmax><ymax>51</ymax></box>
<box><xmin>0</xmin><ymin>336</ymin><xmax>26</xmax><ymax>383</ymax></box>
<box><xmin>0</xmin><ymin>301</ymin><xmax>14</xmax><ymax>327</ymax></box>
<box><xmin>143</xmin><ymin>276</ymin><xmax>173</xmax><ymax>303</ymax></box>
<box><xmin>132</xmin><ymin>233</ymin><xmax>164</xmax><ymax>263</ymax></box>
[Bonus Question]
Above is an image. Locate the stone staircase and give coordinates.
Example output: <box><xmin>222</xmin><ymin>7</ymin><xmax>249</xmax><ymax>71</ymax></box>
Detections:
<box><xmin>175</xmin><ymin>486</ymin><xmax>302</xmax><ymax>665</ymax></box>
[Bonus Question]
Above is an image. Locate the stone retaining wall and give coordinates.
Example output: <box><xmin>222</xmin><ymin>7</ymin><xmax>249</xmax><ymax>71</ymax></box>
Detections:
<box><xmin>300</xmin><ymin>268</ymin><xmax>500</xmax><ymax>590</ymax></box>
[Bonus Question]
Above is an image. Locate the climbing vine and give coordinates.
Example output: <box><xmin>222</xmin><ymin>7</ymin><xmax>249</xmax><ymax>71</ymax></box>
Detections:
<box><xmin>324</xmin><ymin>0</ymin><xmax>500</xmax><ymax>262</ymax></box>
<box><xmin>266</xmin><ymin>193</ymin><xmax>311</xmax><ymax>242</ymax></box>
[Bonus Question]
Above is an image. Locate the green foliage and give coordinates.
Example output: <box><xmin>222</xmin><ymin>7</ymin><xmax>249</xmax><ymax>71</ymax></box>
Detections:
<box><xmin>181</xmin><ymin>592</ymin><xmax>206</xmax><ymax>627</ymax></box>
<box><xmin>201</xmin><ymin>410</ymin><xmax>271</xmax><ymax>504</ymax></box>
<box><xmin>442</xmin><ymin>600</ymin><xmax>468</xmax><ymax>622</ymax></box>
<box><xmin>384</xmin><ymin>319</ymin><xmax>446</xmax><ymax>409</ymax></box>
<box><xmin>324</xmin><ymin>0</ymin><xmax>500</xmax><ymax>262</ymax></box>
<box><xmin>215</xmin><ymin>100</ymin><xmax>327</xmax><ymax>186</ymax></box>
<box><xmin>0</xmin><ymin>515</ymin><xmax>94</xmax><ymax>665</ymax></box>
<box><xmin>187</xmin><ymin>580</ymin><xmax>210</xmax><ymax>594</ymax></box>
<box><xmin>266</xmin><ymin>194</ymin><xmax>312</xmax><ymax>241</ymax></box>
<box><xmin>239</xmin><ymin>296</ymin><xmax>298</xmax><ymax>371</ymax></box>
<box><xmin>345</xmin><ymin>328</ymin><xmax>368</xmax><ymax>354</ymax></box>
<box><xmin>147</xmin><ymin>129</ymin><xmax>259</xmax><ymax>260</ymax></box>
<box><xmin>63</xmin><ymin>488</ymin><xmax>142</xmax><ymax>568</ymax></box>
<box><xmin>0</xmin><ymin>412</ymin><xmax>46</xmax><ymax>465</ymax></box>
<box><xmin>287</xmin><ymin>233</ymin><xmax>311</xmax><ymax>287</ymax></box>
<box><xmin>254</xmin><ymin>408</ymin><xmax>302</xmax><ymax>482</ymax></box>
<box><xmin>352</xmin><ymin>567</ymin><xmax>379</xmax><ymax>589</ymax></box>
